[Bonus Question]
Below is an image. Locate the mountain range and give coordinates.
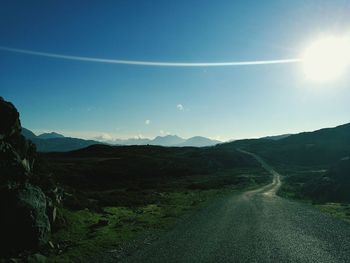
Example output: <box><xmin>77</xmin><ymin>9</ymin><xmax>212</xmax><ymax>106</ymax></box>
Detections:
<box><xmin>109</xmin><ymin>135</ymin><xmax>220</xmax><ymax>147</ymax></box>
<box><xmin>21</xmin><ymin>128</ymin><xmax>221</xmax><ymax>152</ymax></box>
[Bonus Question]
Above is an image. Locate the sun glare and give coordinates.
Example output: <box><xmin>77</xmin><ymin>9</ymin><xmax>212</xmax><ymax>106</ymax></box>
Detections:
<box><xmin>302</xmin><ymin>35</ymin><xmax>350</xmax><ymax>82</ymax></box>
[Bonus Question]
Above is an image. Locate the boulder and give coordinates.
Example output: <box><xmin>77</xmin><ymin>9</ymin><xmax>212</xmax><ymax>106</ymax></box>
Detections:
<box><xmin>0</xmin><ymin>97</ymin><xmax>21</xmax><ymax>140</ymax></box>
<box><xmin>0</xmin><ymin>184</ymin><xmax>50</xmax><ymax>254</ymax></box>
<box><xmin>0</xmin><ymin>141</ymin><xmax>28</xmax><ymax>184</ymax></box>
<box><xmin>0</xmin><ymin>97</ymin><xmax>51</xmax><ymax>255</ymax></box>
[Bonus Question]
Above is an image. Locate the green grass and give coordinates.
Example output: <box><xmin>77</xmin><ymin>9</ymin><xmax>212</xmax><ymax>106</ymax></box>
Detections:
<box><xmin>315</xmin><ymin>203</ymin><xmax>350</xmax><ymax>223</ymax></box>
<box><xmin>274</xmin><ymin>165</ymin><xmax>350</xmax><ymax>224</ymax></box>
<box><xmin>39</xmin><ymin>147</ymin><xmax>271</xmax><ymax>262</ymax></box>
<box><xmin>47</xmin><ymin>172</ymin><xmax>270</xmax><ymax>263</ymax></box>
<box><xmin>47</xmin><ymin>188</ymin><xmax>237</xmax><ymax>263</ymax></box>
<box><xmin>275</xmin><ymin>165</ymin><xmax>327</xmax><ymax>200</ymax></box>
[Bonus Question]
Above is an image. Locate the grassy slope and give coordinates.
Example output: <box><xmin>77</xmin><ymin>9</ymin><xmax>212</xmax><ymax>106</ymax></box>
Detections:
<box><xmin>220</xmin><ymin>123</ymin><xmax>350</xmax><ymax>167</ymax></box>
<box><xmin>41</xmin><ymin>145</ymin><xmax>270</xmax><ymax>262</ymax></box>
<box><xmin>275</xmin><ymin>162</ymin><xmax>350</xmax><ymax>223</ymax></box>
<box><xmin>217</xmin><ymin>123</ymin><xmax>350</xmax><ymax>223</ymax></box>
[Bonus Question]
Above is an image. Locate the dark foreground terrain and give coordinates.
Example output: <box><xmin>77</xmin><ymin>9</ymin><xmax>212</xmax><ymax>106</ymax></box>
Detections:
<box><xmin>40</xmin><ymin>136</ymin><xmax>350</xmax><ymax>262</ymax></box>
<box><xmin>38</xmin><ymin>145</ymin><xmax>270</xmax><ymax>262</ymax></box>
<box><xmin>3</xmin><ymin>95</ymin><xmax>349</xmax><ymax>262</ymax></box>
<box><xmin>119</xmin><ymin>153</ymin><xmax>350</xmax><ymax>263</ymax></box>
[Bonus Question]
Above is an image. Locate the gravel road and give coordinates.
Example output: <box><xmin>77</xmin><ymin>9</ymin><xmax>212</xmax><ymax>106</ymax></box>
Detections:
<box><xmin>120</xmin><ymin>152</ymin><xmax>350</xmax><ymax>262</ymax></box>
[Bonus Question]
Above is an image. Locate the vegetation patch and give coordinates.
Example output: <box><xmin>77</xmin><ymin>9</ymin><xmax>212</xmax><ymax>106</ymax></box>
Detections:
<box><xmin>275</xmin><ymin>165</ymin><xmax>350</xmax><ymax>224</ymax></box>
<box><xmin>315</xmin><ymin>203</ymin><xmax>350</xmax><ymax>223</ymax></box>
<box><xmin>33</xmin><ymin>145</ymin><xmax>272</xmax><ymax>262</ymax></box>
<box><xmin>48</xmin><ymin>188</ymin><xmax>243</xmax><ymax>262</ymax></box>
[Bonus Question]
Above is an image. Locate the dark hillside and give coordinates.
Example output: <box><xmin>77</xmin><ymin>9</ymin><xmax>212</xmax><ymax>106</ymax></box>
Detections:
<box><xmin>31</xmin><ymin>137</ymin><xmax>102</xmax><ymax>152</ymax></box>
<box><xmin>220</xmin><ymin>123</ymin><xmax>350</xmax><ymax>166</ymax></box>
<box><xmin>218</xmin><ymin>123</ymin><xmax>350</xmax><ymax>203</ymax></box>
<box><xmin>303</xmin><ymin>158</ymin><xmax>350</xmax><ymax>202</ymax></box>
<box><xmin>40</xmin><ymin>144</ymin><xmax>269</xmax><ymax>208</ymax></box>
<box><xmin>42</xmin><ymin>144</ymin><xmax>262</xmax><ymax>191</ymax></box>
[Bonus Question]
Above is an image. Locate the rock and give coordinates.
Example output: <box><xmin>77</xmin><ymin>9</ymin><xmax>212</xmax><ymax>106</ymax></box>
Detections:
<box><xmin>52</xmin><ymin>206</ymin><xmax>57</xmax><ymax>223</ymax></box>
<box><xmin>46</xmin><ymin>203</ymin><xmax>58</xmax><ymax>225</ymax></box>
<box><xmin>0</xmin><ymin>141</ymin><xmax>29</xmax><ymax>184</ymax></box>
<box><xmin>0</xmin><ymin>98</ymin><xmax>52</xmax><ymax>256</ymax></box>
<box><xmin>0</xmin><ymin>184</ymin><xmax>50</xmax><ymax>254</ymax></box>
<box><xmin>0</xmin><ymin>97</ymin><xmax>21</xmax><ymax>140</ymax></box>
<box><xmin>48</xmin><ymin>241</ymin><xmax>55</xmax><ymax>249</ymax></box>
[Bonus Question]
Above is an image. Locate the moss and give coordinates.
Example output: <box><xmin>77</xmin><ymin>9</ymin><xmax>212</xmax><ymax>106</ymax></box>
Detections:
<box><xmin>47</xmin><ymin>189</ymin><xmax>228</xmax><ymax>262</ymax></box>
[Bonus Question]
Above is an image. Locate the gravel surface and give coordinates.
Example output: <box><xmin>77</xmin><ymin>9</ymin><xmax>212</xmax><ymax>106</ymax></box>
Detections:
<box><xmin>120</xmin><ymin>152</ymin><xmax>350</xmax><ymax>263</ymax></box>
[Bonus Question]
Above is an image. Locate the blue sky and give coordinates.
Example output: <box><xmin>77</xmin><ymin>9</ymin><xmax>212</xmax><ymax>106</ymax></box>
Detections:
<box><xmin>1</xmin><ymin>0</ymin><xmax>350</xmax><ymax>141</ymax></box>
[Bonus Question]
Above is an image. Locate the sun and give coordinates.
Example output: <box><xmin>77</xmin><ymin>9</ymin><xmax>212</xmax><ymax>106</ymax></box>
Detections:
<box><xmin>301</xmin><ymin>35</ymin><xmax>350</xmax><ymax>82</ymax></box>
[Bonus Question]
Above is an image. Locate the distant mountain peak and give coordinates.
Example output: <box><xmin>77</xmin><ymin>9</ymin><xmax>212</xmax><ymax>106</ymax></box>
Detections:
<box><xmin>22</xmin><ymin>127</ymin><xmax>223</xmax><ymax>151</ymax></box>
<box><xmin>177</xmin><ymin>136</ymin><xmax>221</xmax><ymax>147</ymax></box>
<box><xmin>151</xmin><ymin>135</ymin><xmax>186</xmax><ymax>146</ymax></box>
<box><xmin>37</xmin><ymin>132</ymin><xmax>65</xmax><ymax>139</ymax></box>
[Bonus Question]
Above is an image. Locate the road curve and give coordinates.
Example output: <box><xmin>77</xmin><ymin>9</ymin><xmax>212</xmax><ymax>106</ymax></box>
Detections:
<box><xmin>121</xmin><ymin>152</ymin><xmax>350</xmax><ymax>263</ymax></box>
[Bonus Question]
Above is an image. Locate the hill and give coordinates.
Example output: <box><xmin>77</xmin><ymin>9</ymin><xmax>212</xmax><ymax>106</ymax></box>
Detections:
<box><xmin>41</xmin><ymin>144</ymin><xmax>269</xmax><ymax>206</ymax></box>
<box><xmin>260</xmin><ymin>134</ymin><xmax>291</xmax><ymax>140</ymax></box>
<box><xmin>150</xmin><ymin>135</ymin><xmax>185</xmax><ymax>146</ymax></box>
<box><xmin>221</xmin><ymin>123</ymin><xmax>350</xmax><ymax>166</ymax></box>
<box><xmin>31</xmin><ymin>137</ymin><xmax>102</xmax><ymax>152</ymax></box>
<box><xmin>37</xmin><ymin>132</ymin><xmax>65</xmax><ymax>139</ymax></box>
<box><xmin>219</xmin><ymin>122</ymin><xmax>350</xmax><ymax>203</ymax></box>
<box><xmin>177</xmin><ymin>136</ymin><xmax>220</xmax><ymax>147</ymax></box>
<box><xmin>302</xmin><ymin>157</ymin><xmax>350</xmax><ymax>202</ymax></box>
<box><xmin>21</xmin><ymin>127</ymin><xmax>37</xmax><ymax>139</ymax></box>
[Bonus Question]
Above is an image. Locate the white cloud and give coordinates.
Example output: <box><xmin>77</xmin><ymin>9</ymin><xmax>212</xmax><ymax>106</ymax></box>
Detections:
<box><xmin>177</xmin><ymin>104</ymin><xmax>184</xmax><ymax>111</ymax></box>
<box><xmin>145</xmin><ymin>119</ymin><xmax>151</xmax><ymax>125</ymax></box>
<box><xmin>135</xmin><ymin>133</ymin><xmax>144</xmax><ymax>139</ymax></box>
<box><xmin>94</xmin><ymin>133</ymin><xmax>113</xmax><ymax>141</ymax></box>
<box><xmin>160</xmin><ymin>130</ymin><xmax>171</xmax><ymax>135</ymax></box>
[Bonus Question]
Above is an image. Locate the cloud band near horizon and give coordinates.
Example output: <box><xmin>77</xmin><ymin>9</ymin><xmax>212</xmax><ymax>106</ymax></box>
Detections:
<box><xmin>0</xmin><ymin>46</ymin><xmax>302</xmax><ymax>67</ymax></box>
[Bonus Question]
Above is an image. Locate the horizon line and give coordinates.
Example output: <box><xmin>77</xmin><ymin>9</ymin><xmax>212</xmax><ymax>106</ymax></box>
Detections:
<box><xmin>0</xmin><ymin>46</ymin><xmax>302</xmax><ymax>67</ymax></box>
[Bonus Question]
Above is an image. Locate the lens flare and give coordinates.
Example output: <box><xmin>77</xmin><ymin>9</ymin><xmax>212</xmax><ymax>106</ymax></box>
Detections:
<box><xmin>302</xmin><ymin>36</ymin><xmax>350</xmax><ymax>82</ymax></box>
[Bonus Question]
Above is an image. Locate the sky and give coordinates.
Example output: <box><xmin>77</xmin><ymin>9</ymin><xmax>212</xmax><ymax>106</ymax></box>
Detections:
<box><xmin>1</xmin><ymin>0</ymin><xmax>350</xmax><ymax>141</ymax></box>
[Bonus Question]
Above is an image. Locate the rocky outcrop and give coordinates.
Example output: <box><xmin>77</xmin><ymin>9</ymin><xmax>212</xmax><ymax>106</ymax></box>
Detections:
<box><xmin>0</xmin><ymin>97</ymin><xmax>51</xmax><ymax>255</ymax></box>
<box><xmin>0</xmin><ymin>184</ymin><xmax>50</xmax><ymax>254</ymax></box>
<box><xmin>0</xmin><ymin>97</ymin><xmax>21</xmax><ymax>139</ymax></box>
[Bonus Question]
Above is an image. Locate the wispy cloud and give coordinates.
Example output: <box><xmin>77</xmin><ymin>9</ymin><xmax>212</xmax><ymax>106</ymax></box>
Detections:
<box><xmin>0</xmin><ymin>46</ymin><xmax>301</xmax><ymax>67</ymax></box>
<box><xmin>177</xmin><ymin>104</ymin><xmax>184</xmax><ymax>111</ymax></box>
<box><xmin>145</xmin><ymin>119</ymin><xmax>151</xmax><ymax>125</ymax></box>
